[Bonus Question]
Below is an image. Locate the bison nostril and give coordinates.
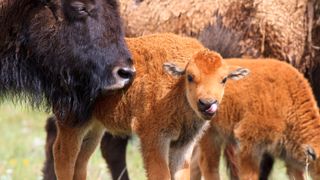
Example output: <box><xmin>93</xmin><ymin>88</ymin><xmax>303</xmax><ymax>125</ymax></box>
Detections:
<box><xmin>117</xmin><ymin>68</ymin><xmax>135</xmax><ymax>80</ymax></box>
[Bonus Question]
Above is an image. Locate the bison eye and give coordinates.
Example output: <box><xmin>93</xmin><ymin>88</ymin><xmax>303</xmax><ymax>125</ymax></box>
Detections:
<box><xmin>187</xmin><ymin>74</ymin><xmax>194</xmax><ymax>82</ymax></box>
<box><xmin>221</xmin><ymin>77</ymin><xmax>227</xmax><ymax>84</ymax></box>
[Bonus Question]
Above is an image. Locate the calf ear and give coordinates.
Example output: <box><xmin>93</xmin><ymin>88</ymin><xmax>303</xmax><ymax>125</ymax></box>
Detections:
<box><xmin>163</xmin><ymin>62</ymin><xmax>185</xmax><ymax>78</ymax></box>
<box><xmin>228</xmin><ymin>66</ymin><xmax>250</xmax><ymax>80</ymax></box>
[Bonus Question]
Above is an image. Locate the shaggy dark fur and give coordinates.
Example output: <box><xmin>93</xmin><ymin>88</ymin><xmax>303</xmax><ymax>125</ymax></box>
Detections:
<box><xmin>310</xmin><ymin>64</ymin><xmax>320</xmax><ymax>106</ymax></box>
<box><xmin>198</xmin><ymin>12</ymin><xmax>244</xmax><ymax>58</ymax></box>
<box><xmin>309</xmin><ymin>6</ymin><xmax>320</xmax><ymax>106</ymax></box>
<box><xmin>0</xmin><ymin>0</ymin><xmax>132</xmax><ymax>125</ymax></box>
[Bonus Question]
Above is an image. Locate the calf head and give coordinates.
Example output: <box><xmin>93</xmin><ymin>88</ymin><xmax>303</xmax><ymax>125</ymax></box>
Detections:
<box><xmin>164</xmin><ymin>49</ymin><xmax>249</xmax><ymax>120</ymax></box>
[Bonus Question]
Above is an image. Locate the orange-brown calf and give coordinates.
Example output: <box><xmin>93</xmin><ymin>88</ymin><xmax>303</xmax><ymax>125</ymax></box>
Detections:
<box><xmin>194</xmin><ymin>59</ymin><xmax>320</xmax><ymax>180</ymax></box>
<box><xmin>51</xmin><ymin>33</ymin><xmax>249</xmax><ymax>180</ymax></box>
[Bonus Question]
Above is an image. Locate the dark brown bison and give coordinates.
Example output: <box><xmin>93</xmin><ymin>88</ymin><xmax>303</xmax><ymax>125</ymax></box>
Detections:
<box><xmin>0</xmin><ymin>0</ymin><xmax>134</xmax><ymax>179</ymax></box>
<box><xmin>0</xmin><ymin>0</ymin><xmax>135</xmax><ymax>125</ymax></box>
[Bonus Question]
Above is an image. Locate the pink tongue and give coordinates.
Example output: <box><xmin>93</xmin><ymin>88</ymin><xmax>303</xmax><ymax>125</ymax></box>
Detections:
<box><xmin>205</xmin><ymin>103</ymin><xmax>218</xmax><ymax>113</ymax></box>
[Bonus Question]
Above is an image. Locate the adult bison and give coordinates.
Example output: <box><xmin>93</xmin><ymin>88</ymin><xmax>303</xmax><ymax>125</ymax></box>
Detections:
<box><xmin>0</xmin><ymin>0</ymin><xmax>134</xmax><ymax>178</ymax></box>
<box><xmin>0</xmin><ymin>0</ymin><xmax>134</xmax><ymax>125</ymax></box>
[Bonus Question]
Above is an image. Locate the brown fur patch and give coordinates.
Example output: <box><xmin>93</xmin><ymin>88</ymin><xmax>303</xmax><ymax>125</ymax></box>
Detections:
<box><xmin>193</xmin><ymin>49</ymin><xmax>223</xmax><ymax>74</ymax></box>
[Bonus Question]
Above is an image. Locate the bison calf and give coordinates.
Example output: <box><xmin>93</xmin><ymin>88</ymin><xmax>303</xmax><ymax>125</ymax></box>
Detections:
<box><xmin>195</xmin><ymin>58</ymin><xmax>320</xmax><ymax>180</ymax></box>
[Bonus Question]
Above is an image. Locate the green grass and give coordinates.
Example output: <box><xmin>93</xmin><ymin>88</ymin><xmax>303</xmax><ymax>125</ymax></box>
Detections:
<box><xmin>0</xmin><ymin>101</ymin><xmax>301</xmax><ymax>180</ymax></box>
<box><xmin>0</xmin><ymin>102</ymin><xmax>145</xmax><ymax>180</ymax></box>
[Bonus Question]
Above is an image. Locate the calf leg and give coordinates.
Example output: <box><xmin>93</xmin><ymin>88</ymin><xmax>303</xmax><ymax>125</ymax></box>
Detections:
<box><xmin>285</xmin><ymin>163</ymin><xmax>305</xmax><ymax>180</ymax></box>
<box><xmin>100</xmin><ymin>132</ymin><xmax>130</xmax><ymax>180</ymax></box>
<box><xmin>238</xmin><ymin>152</ymin><xmax>259</xmax><ymax>180</ymax></box>
<box><xmin>44</xmin><ymin>116</ymin><xmax>103</xmax><ymax>180</ymax></box>
<box><xmin>170</xmin><ymin>142</ymin><xmax>196</xmax><ymax>180</ymax></box>
<box><xmin>234</xmin><ymin>139</ymin><xmax>261</xmax><ymax>180</ymax></box>
<box><xmin>190</xmin><ymin>146</ymin><xmax>202</xmax><ymax>180</ymax></box>
<box><xmin>310</xmin><ymin>160</ymin><xmax>320</xmax><ymax>180</ymax></box>
<box><xmin>139</xmin><ymin>134</ymin><xmax>171</xmax><ymax>180</ymax></box>
<box><xmin>53</xmin><ymin>119</ymin><xmax>90</xmax><ymax>180</ymax></box>
<box><xmin>224</xmin><ymin>143</ymin><xmax>240</xmax><ymax>180</ymax></box>
<box><xmin>174</xmin><ymin>161</ymin><xmax>191</xmax><ymax>180</ymax></box>
<box><xmin>73</xmin><ymin>120</ymin><xmax>105</xmax><ymax>180</ymax></box>
<box><xmin>234</xmin><ymin>116</ymin><xmax>285</xmax><ymax>180</ymax></box>
<box><xmin>198</xmin><ymin>127</ymin><xmax>222</xmax><ymax>180</ymax></box>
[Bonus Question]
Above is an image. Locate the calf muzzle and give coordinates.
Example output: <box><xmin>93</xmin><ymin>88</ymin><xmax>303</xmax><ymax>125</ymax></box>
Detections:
<box><xmin>198</xmin><ymin>99</ymin><xmax>218</xmax><ymax>120</ymax></box>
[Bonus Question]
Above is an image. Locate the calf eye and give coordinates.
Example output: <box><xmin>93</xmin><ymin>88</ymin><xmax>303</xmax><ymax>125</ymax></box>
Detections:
<box><xmin>221</xmin><ymin>77</ymin><xmax>227</xmax><ymax>84</ymax></box>
<box><xmin>187</xmin><ymin>74</ymin><xmax>194</xmax><ymax>82</ymax></box>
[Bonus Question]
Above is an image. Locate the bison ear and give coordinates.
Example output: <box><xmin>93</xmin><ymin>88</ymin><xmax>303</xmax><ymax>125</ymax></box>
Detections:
<box><xmin>227</xmin><ymin>66</ymin><xmax>250</xmax><ymax>80</ymax></box>
<box><xmin>163</xmin><ymin>62</ymin><xmax>186</xmax><ymax>78</ymax></box>
<box><xmin>62</xmin><ymin>0</ymin><xmax>97</xmax><ymax>21</ymax></box>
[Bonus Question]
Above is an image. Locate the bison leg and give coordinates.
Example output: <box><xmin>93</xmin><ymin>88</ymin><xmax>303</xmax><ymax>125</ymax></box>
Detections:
<box><xmin>73</xmin><ymin>120</ymin><xmax>105</xmax><ymax>179</ymax></box>
<box><xmin>139</xmin><ymin>134</ymin><xmax>171</xmax><ymax>180</ymax></box>
<box><xmin>100</xmin><ymin>132</ymin><xmax>130</xmax><ymax>180</ymax></box>
<box><xmin>197</xmin><ymin>127</ymin><xmax>222</xmax><ymax>180</ymax></box>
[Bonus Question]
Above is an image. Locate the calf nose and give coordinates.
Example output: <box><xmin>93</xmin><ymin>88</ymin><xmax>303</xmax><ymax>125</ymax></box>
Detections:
<box><xmin>198</xmin><ymin>98</ymin><xmax>217</xmax><ymax>111</ymax></box>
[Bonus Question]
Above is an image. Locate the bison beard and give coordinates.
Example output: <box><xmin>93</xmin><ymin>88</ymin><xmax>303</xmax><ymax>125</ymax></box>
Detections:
<box><xmin>0</xmin><ymin>0</ymin><xmax>132</xmax><ymax>125</ymax></box>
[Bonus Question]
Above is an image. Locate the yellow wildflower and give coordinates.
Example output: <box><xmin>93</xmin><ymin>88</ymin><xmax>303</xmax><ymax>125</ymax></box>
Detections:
<box><xmin>23</xmin><ymin>159</ymin><xmax>29</xmax><ymax>167</ymax></box>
